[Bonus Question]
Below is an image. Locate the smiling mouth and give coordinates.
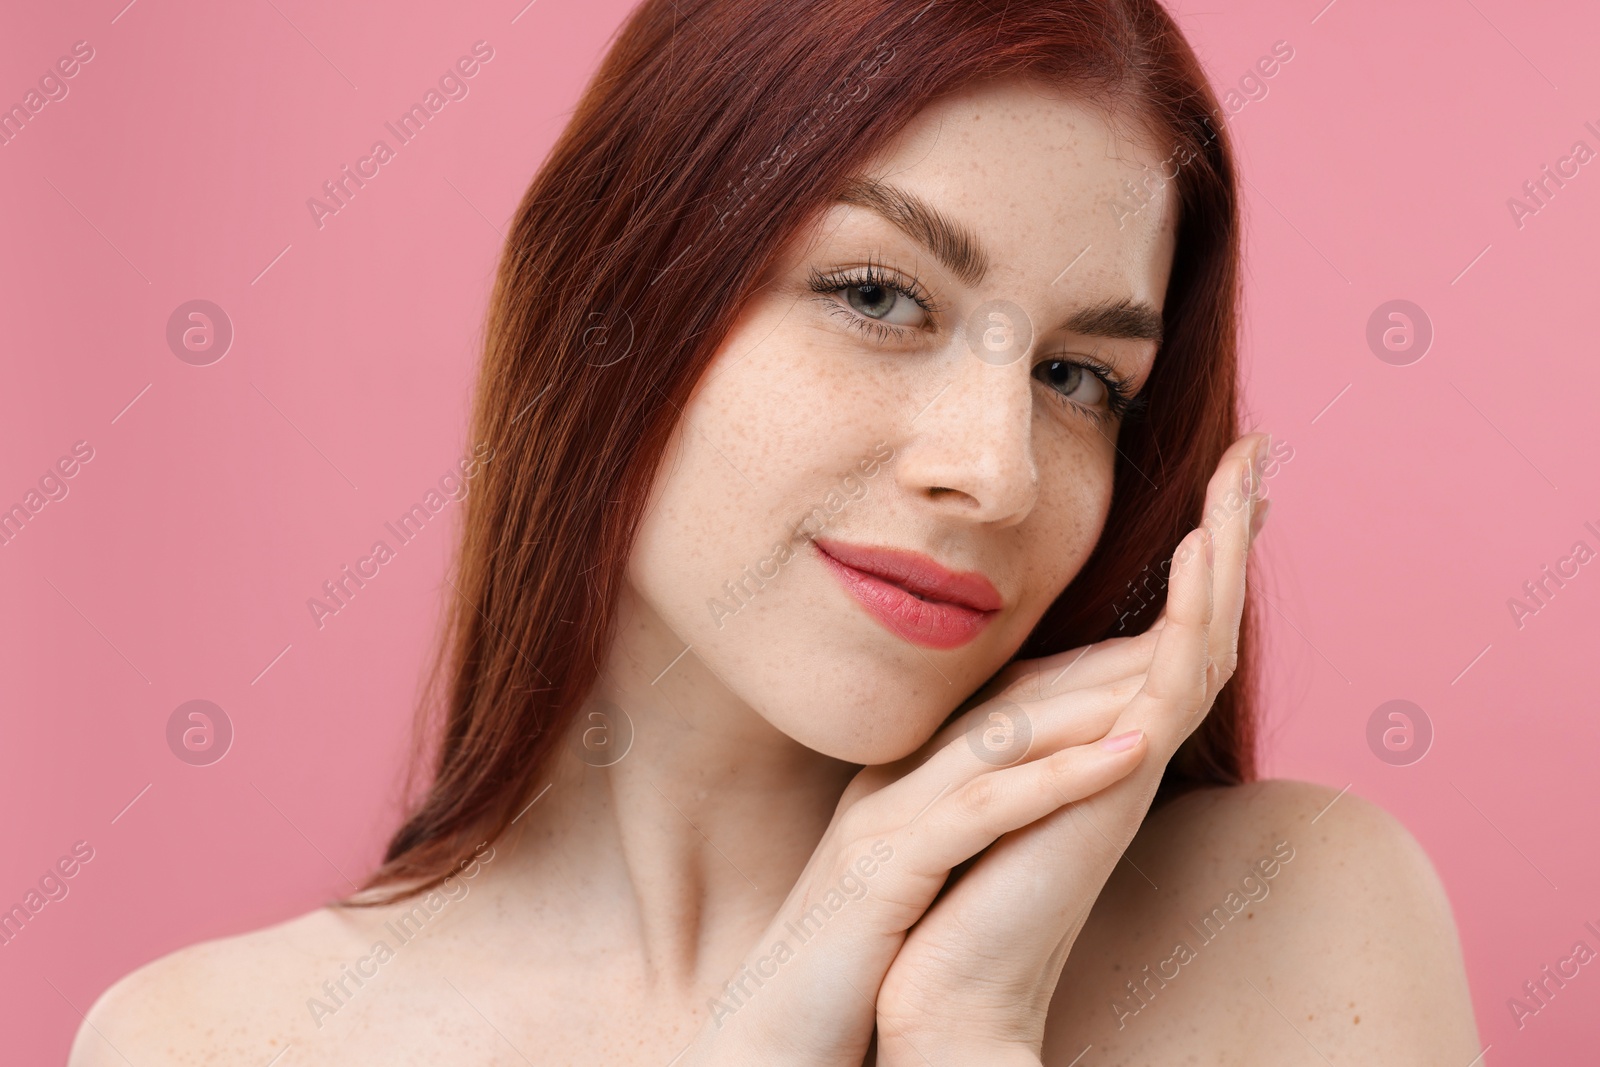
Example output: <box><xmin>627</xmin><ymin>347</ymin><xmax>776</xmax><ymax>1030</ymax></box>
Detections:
<box><xmin>810</xmin><ymin>538</ymin><xmax>1001</xmax><ymax>650</ymax></box>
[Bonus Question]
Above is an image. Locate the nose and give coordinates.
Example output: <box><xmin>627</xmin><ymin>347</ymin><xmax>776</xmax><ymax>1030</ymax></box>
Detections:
<box><xmin>893</xmin><ymin>347</ymin><xmax>1039</xmax><ymax>527</ymax></box>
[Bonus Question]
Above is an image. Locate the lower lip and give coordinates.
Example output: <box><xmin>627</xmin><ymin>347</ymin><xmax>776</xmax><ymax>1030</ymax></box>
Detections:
<box><xmin>813</xmin><ymin>543</ymin><xmax>995</xmax><ymax>650</ymax></box>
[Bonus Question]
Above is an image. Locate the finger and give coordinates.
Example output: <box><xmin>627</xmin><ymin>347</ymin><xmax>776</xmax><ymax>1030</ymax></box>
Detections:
<box><xmin>1110</xmin><ymin>524</ymin><xmax>1214</xmax><ymax>754</ymax></box>
<box><xmin>915</xmin><ymin>673</ymin><xmax>1147</xmax><ymax>783</ymax></box>
<box><xmin>1201</xmin><ymin>433</ymin><xmax>1264</xmax><ymax>686</ymax></box>
<box><xmin>847</xmin><ymin>670</ymin><xmax>1138</xmax><ymax>808</ymax></box>
<box><xmin>887</xmin><ymin>727</ymin><xmax>1149</xmax><ymax>880</ymax></box>
<box><xmin>753</xmin><ymin>728</ymin><xmax>1149</xmax><ymax>1021</ymax></box>
<box><xmin>1001</xmin><ymin>629</ymin><xmax>1161</xmax><ymax>701</ymax></box>
<box><xmin>972</xmin><ymin>632</ymin><xmax>1150</xmax><ymax>707</ymax></box>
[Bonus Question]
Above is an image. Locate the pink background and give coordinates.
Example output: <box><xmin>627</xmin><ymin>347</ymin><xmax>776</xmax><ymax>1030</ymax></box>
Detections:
<box><xmin>3</xmin><ymin>0</ymin><xmax>1597</xmax><ymax>1062</ymax></box>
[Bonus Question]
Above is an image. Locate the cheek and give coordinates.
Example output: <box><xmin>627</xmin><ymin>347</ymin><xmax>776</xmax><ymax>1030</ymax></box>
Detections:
<box><xmin>627</xmin><ymin>310</ymin><xmax>863</xmax><ymax>628</ymax></box>
<box><xmin>1016</xmin><ymin>430</ymin><xmax>1117</xmax><ymax>611</ymax></box>
<box><xmin>632</xmin><ymin>392</ymin><xmax>759</xmax><ymax>596</ymax></box>
<box><xmin>625</xmin><ymin>306</ymin><xmax>957</xmax><ymax>761</ymax></box>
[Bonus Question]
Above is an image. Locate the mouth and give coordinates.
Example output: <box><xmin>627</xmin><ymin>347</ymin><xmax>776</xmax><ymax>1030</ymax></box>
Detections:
<box><xmin>811</xmin><ymin>537</ymin><xmax>1002</xmax><ymax>650</ymax></box>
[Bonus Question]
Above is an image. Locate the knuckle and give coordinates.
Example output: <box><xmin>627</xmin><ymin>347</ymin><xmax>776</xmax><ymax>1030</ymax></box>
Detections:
<box><xmin>1046</xmin><ymin>753</ymin><xmax>1086</xmax><ymax>793</ymax></box>
<box><xmin>956</xmin><ymin>773</ymin><xmax>1001</xmax><ymax>818</ymax></box>
<box><xmin>999</xmin><ymin>667</ymin><xmax>1045</xmax><ymax>702</ymax></box>
<box><xmin>832</xmin><ymin>838</ymin><xmax>878</xmax><ymax>885</ymax></box>
<box><xmin>1145</xmin><ymin>670</ymin><xmax>1205</xmax><ymax>709</ymax></box>
<box><xmin>1111</xmin><ymin>675</ymin><xmax>1145</xmax><ymax>702</ymax></box>
<box><xmin>832</xmin><ymin>802</ymin><xmax>878</xmax><ymax>846</ymax></box>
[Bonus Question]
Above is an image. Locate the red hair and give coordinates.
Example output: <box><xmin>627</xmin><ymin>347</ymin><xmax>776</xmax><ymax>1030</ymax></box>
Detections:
<box><xmin>350</xmin><ymin>0</ymin><xmax>1252</xmax><ymax>905</ymax></box>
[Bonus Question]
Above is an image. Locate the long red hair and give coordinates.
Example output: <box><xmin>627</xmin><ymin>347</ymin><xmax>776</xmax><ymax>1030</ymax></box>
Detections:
<box><xmin>349</xmin><ymin>0</ymin><xmax>1251</xmax><ymax>905</ymax></box>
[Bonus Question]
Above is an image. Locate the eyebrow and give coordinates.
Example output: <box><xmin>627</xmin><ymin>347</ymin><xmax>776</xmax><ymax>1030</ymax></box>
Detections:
<box><xmin>833</xmin><ymin>176</ymin><xmax>1163</xmax><ymax>345</ymax></box>
<box><xmin>1064</xmin><ymin>297</ymin><xmax>1164</xmax><ymax>344</ymax></box>
<box><xmin>836</xmin><ymin>176</ymin><xmax>992</xmax><ymax>288</ymax></box>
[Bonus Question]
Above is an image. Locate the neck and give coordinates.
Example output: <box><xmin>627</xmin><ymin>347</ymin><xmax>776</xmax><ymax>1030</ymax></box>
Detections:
<box><xmin>490</xmin><ymin>583</ymin><xmax>859</xmax><ymax>994</ymax></box>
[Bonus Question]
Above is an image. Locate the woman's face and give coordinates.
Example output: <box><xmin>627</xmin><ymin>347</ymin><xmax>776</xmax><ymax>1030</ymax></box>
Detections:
<box><xmin>626</xmin><ymin>79</ymin><xmax>1178</xmax><ymax>764</ymax></box>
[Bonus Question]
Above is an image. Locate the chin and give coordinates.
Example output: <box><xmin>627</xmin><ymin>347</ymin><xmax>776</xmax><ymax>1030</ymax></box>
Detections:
<box><xmin>751</xmin><ymin>676</ymin><xmax>957</xmax><ymax>765</ymax></box>
<box><xmin>705</xmin><ymin>604</ymin><xmax>1004</xmax><ymax>765</ymax></box>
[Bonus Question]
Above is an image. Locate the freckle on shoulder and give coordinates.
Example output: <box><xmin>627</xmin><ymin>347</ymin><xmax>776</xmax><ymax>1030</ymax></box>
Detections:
<box><xmin>1133</xmin><ymin>777</ymin><xmax>1423</xmax><ymax>892</ymax></box>
<box><xmin>68</xmin><ymin>904</ymin><xmax>364</xmax><ymax>1065</ymax></box>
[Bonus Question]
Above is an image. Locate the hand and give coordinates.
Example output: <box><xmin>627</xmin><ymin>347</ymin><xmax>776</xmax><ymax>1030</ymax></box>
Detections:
<box><xmin>870</xmin><ymin>432</ymin><xmax>1267</xmax><ymax>1065</ymax></box>
<box><xmin>676</xmin><ymin>433</ymin><xmax>1267</xmax><ymax>1067</ymax></box>
<box><xmin>673</xmin><ymin>697</ymin><xmax>1151</xmax><ymax>1067</ymax></box>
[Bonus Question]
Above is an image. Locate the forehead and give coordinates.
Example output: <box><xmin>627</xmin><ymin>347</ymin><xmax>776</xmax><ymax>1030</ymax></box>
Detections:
<box><xmin>835</xmin><ymin>79</ymin><xmax>1177</xmax><ymax>307</ymax></box>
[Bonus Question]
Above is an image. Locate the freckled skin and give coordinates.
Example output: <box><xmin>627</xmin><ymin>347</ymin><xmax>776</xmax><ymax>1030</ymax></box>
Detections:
<box><xmin>68</xmin><ymin>81</ymin><xmax>1480</xmax><ymax>1067</ymax></box>
<box><xmin>1044</xmin><ymin>780</ymin><xmax>1481</xmax><ymax>1066</ymax></box>
<box><xmin>626</xmin><ymin>83</ymin><xmax>1174</xmax><ymax>765</ymax></box>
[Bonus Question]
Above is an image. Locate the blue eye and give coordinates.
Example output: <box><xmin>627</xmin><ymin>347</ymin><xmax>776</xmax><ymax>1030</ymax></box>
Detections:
<box><xmin>1032</xmin><ymin>356</ymin><xmax>1139</xmax><ymax>426</ymax></box>
<box><xmin>807</xmin><ymin>258</ymin><xmax>942</xmax><ymax>340</ymax></box>
<box><xmin>1035</xmin><ymin>360</ymin><xmax>1107</xmax><ymax>405</ymax></box>
<box><xmin>805</xmin><ymin>258</ymin><xmax>1145</xmax><ymax>428</ymax></box>
<box><xmin>842</xmin><ymin>283</ymin><xmax>927</xmax><ymax>327</ymax></box>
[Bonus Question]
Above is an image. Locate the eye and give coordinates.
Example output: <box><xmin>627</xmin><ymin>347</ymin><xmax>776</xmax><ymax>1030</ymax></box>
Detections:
<box><xmin>841</xmin><ymin>282</ymin><xmax>928</xmax><ymax>328</ymax></box>
<box><xmin>1032</xmin><ymin>356</ymin><xmax>1138</xmax><ymax>425</ymax></box>
<box><xmin>806</xmin><ymin>259</ymin><xmax>942</xmax><ymax>340</ymax></box>
<box><xmin>1034</xmin><ymin>359</ymin><xmax>1107</xmax><ymax>406</ymax></box>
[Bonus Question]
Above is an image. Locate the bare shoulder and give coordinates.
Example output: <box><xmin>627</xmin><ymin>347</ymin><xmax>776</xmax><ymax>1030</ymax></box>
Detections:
<box><xmin>1140</xmin><ymin>776</ymin><xmax>1438</xmax><ymax>886</ymax></box>
<box><xmin>68</xmin><ymin>902</ymin><xmax>377</xmax><ymax>1066</ymax></box>
<box><xmin>1045</xmin><ymin>779</ymin><xmax>1484</xmax><ymax>1066</ymax></box>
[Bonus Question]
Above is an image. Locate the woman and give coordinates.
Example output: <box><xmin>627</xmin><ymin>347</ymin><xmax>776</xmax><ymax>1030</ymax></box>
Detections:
<box><xmin>72</xmin><ymin>0</ymin><xmax>1483</xmax><ymax>1063</ymax></box>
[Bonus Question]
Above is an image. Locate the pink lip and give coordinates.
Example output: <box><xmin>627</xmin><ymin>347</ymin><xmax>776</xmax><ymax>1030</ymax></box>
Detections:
<box><xmin>811</xmin><ymin>537</ymin><xmax>1002</xmax><ymax>650</ymax></box>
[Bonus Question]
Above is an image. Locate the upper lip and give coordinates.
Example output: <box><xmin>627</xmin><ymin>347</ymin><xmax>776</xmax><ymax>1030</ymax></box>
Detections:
<box><xmin>812</xmin><ymin>538</ymin><xmax>1004</xmax><ymax>613</ymax></box>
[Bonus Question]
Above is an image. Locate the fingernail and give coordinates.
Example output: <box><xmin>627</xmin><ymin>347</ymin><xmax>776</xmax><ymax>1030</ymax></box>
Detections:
<box><xmin>1240</xmin><ymin>457</ymin><xmax>1255</xmax><ymax>500</ymax></box>
<box><xmin>1249</xmin><ymin>498</ymin><xmax>1272</xmax><ymax>544</ymax></box>
<box><xmin>1101</xmin><ymin>728</ymin><xmax>1143</xmax><ymax>752</ymax></box>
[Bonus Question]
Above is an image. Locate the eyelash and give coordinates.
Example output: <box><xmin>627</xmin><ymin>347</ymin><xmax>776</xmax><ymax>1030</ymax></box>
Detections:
<box><xmin>806</xmin><ymin>258</ymin><xmax>946</xmax><ymax>340</ymax></box>
<box><xmin>805</xmin><ymin>260</ymin><xmax>1146</xmax><ymax>427</ymax></box>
